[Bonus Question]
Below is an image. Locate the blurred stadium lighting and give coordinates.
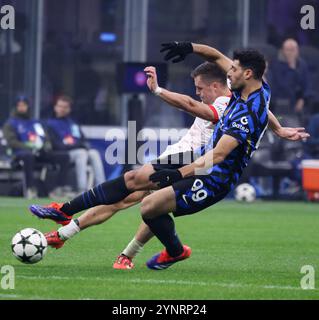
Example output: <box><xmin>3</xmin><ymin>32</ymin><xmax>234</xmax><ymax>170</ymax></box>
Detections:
<box><xmin>99</xmin><ymin>32</ymin><xmax>117</xmax><ymax>43</ymax></box>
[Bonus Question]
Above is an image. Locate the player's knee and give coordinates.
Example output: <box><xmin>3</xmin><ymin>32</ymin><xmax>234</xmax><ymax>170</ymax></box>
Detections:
<box><xmin>124</xmin><ymin>170</ymin><xmax>137</xmax><ymax>189</ymax></box>
<box><xmin>124</xmin><ymin>168</ymin><xmax>148</xmax><ymax>190</ymax></box>
<box><xmin>134</xmin><ymin>166</ymin><xmax>151</xmax><ymax>186</ymax></box>
<box><xmin>140</xmin><ymin>197</ymin><xmax>155</xmax><ymax>219</ymax></box>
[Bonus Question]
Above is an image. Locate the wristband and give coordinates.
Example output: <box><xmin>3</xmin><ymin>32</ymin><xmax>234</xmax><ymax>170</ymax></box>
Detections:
<box><xmin>154</xmin><ymin>87</ymin><xmax>163</xmax><ymax>96</ymax></box>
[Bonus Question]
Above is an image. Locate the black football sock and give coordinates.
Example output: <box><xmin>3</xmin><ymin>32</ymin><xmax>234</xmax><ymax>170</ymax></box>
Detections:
<box><xmin>143</xmin><ymin>214</ymin><xmax>184</xmax><ymax>257</ymax></box>
<box><xmin>61</xmin><ymin>175</ymin><xmax>132</xmax><ymax>215</ymax></box>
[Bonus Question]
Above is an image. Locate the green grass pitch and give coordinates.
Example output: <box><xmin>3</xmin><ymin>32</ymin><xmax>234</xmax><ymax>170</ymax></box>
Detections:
<box><xmin>0</xmin><ymin>197</ymin><xmax>318</xmax><ymax>300</ymax></box>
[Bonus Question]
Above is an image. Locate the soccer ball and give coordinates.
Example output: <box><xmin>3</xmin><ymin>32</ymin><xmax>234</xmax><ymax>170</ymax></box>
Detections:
<box><xmin>11</xmin><ymin>228</ymin><xmax>47</xmax><ymax>264</ymax></box>
<box><xmin>234</xmin><ymin>183</ymin><xmax>256</xmax><ymax>203</ymax></box>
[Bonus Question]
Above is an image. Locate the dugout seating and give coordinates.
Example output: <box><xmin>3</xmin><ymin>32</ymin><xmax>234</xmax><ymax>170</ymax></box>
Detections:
<box><xmin>0</xmin><ymin>130</ymin><xmax>60</xmax><ymax>197</ymax></box>
<box><xmin>0</xmin><ymin>129</ymin><xmax>95</xmax><ymax>197</ymax></box>
<box><xmin>0</xmin><ymin>131</ymin><xmax>27</xmax><ymax>196</ymax></box>
<box><xmin>0</xmin><ymin>135</ymin><xmax>51</xmax><ymax>197</ymax></box>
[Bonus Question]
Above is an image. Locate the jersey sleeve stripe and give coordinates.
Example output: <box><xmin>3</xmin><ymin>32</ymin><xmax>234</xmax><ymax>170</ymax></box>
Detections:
<box><xmin>209</xmin><ymin>105</ymin><xmax>219</xmax><ymax>124</ymax></box>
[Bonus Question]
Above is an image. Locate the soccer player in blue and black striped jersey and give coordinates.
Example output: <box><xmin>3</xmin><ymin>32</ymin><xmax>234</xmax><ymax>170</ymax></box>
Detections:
<box><xmin>139</xmin><ymin>43</ymin><xmax>271</xmax><ymax>269</ymax></box>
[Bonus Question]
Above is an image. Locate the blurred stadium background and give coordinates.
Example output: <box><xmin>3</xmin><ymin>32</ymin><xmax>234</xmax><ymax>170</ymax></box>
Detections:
<box><xmin>0</xmin><ymin>0</ymin><xmax>318</xmax><ymax>201</ymax></box>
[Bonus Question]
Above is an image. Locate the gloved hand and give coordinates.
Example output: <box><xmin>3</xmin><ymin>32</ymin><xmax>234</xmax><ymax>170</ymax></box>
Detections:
<box><xmin>150</xmin><ymin>169</ymin><xmax>183</xmax><ymax>188</ymax></box>
<box><xmin>160</xmin><ymin>42</ymin><xmax>193</xmax><ymax>63</ymax></box>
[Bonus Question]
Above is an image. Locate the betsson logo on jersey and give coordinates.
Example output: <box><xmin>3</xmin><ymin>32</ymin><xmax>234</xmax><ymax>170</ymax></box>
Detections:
<box><xmin>231</xmin><ymin>122</ymin><xmax>250</xmax><ymax>133</ymax></box>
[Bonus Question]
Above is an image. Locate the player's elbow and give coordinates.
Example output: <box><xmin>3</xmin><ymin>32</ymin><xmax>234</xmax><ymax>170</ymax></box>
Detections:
<box><xmin>213</xmin><ymin>151</ymin><xmax>226</xmax><ymax>163</ymax></box>
<box><xmin>187</xmin><ymin>98</ymin><xmax>197</xmax><ymax>108</ymax></box>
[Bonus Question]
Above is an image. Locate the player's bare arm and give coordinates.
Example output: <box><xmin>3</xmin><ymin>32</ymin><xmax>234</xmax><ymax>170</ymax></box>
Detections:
<box><xmin>191</xmin><ymin>43</ymin><xmax>233</xmax><ymax>73</ymax></box>
<box><xmin>144</xmin><ymin>66</ymin><xmax>215</xmax><ymax>121</ymax></box>
<box><xmin>178</xmin><ymin>134</ymin><xmax>239</xmax><ymax>177</ymax></box>
<box><xmin>160</xmin><ymin>42</ymin><xmax>232</xmax><ymax>73</ymax></box>
<box><xmin>268</xmin><ymin>110</ymin><xmax>310</xmax><ymax>141</ymax></box>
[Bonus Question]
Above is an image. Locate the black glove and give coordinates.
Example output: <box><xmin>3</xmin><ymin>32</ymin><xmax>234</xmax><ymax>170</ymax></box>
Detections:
<box><xmin>160</xmin><ymin>42</ymin><xmax>193</xmax><ymax>63</ymax></box>
<box><xmin>150</xmin><ymin>169</ymin><xmax>183</xmax><ymax>188</ymax></box>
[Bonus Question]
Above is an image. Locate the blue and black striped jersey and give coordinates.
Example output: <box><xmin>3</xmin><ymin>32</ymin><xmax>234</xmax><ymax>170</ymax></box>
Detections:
<box><xmin>200</xmin><ymin>81</ymin><xmax>271</xmax><ymax>191</ymax></box>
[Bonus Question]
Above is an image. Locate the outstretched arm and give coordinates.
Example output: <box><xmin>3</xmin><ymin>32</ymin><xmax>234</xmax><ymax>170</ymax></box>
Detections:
<box><xmin>178</xmin><ymin>134</ymin><xmax>238</xmax><ymax>177</ymax></box>
<box><xmin>144</xmin><ymin>66</ymin><xmax>216</xmax><ymax>122</ymax></box>
<box><xmin>268</xmin><ymin>110</ymin><xmax>310</xmax><ymax>141</ymax></box>
<box><xmin>160</xmin><ymin>42</ymin><xmax>233</xmax><ymax>73</ymax></box>
<box><xmin>191</xmin><ymin>43</ymin><xmax>233</xmax><ymax>73</ymax></box>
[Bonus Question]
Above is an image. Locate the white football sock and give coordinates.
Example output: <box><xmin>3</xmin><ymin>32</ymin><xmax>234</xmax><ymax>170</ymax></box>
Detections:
<box><xmin>58</xmin><ymin>220</ymin><xmax>80</xmax><ymax>241</ymax></box>
<box><xmin>122</xmin><ymin>237</ymin><xmax>144</xmax><ymax>259</ymax></box>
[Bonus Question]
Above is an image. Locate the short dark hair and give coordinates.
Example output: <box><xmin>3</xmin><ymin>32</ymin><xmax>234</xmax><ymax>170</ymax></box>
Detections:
<box><xmin>191</xmin><ymin>62</ymin><xmax>227</xmax><ymax>85</ymax></box>
<box><xmin>233</xmin><ymin>49</ymin><xmax>266</xmax><ymax>80</ymax></box>
<box><xmin>56</xmin><ymin>95</ymin><xmax>73</xmax><ymax>106</ymax></box>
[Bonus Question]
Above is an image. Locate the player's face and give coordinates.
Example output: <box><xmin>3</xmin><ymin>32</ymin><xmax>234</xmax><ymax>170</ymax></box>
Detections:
<box><xmin>16</xmin><ymin>101</ymin><xmax>28</xmax><ymax>114</ymax></box>
<box><xmin>227</xmin><ymin>60</ymin><xmax>246</xmax><ymax>91</ymax></box>
<box><xmin>54</xmin><ymin>100</ymin><xmax>71</xmax><ymax>118</ymax></box>
<box><xmin>194</xmin><ymin>76</ymin><xmax>217</xmax><ymax>104</ymax></box>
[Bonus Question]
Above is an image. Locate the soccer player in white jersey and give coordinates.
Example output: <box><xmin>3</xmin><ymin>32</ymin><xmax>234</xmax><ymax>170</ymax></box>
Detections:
<box><xmin>43</xmin><ymin>62</ymin><xmax>230</xmax><ymax>267</ymax></box>
<box><xmin>35</xmin><ymin>62</ymin><xmax>309</xmax><ymax>269</ymax></box>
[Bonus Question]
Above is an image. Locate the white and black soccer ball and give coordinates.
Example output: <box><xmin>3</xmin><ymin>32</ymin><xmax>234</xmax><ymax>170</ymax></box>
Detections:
<box><xmin>11</xmin><ymin>228</ymin><xmax>47</xmax><ymax>264</ymax></box>
<box><xmin>234</xmin><ymin>183</ymin><xmax>256</xmax><ymax>203</ymax></box>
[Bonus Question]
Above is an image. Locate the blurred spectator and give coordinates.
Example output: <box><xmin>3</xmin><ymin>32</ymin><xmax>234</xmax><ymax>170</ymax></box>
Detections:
<box><xmin>46</xmin><ymin>95</ymin><xmax>106</xmax><ymax>193</ymax></box>
<box><xmin>2</xmin><ymin>97</ymin><xmax>70</xmax><ymax>198</ymax></box>
<box><xmin>267</xmin><ymin>38</ymin><xmax>311</xmax><ymax>118</ymax></box>
<box><xmin>304</xmin><ymin>113</ymin><xmax>319</xmax><ymax>158</ymax></box>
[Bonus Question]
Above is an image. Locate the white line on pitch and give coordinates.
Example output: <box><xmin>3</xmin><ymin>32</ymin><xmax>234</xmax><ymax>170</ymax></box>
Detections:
<box><xmin>0</xmin><ymin>293</ymin><xmax>20</xmax><ymax>298</ymax></box>
<box><xmin>16</xmin><ymin>275</ymin><xmax>316</xmax><ymax>291</ymax></box>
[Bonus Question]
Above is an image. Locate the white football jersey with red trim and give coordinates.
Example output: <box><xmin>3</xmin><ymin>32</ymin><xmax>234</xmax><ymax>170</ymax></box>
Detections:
<box><xmin>159</xmin><ymin>95</ymin><xmax>230</xmax><ymax>158</ymax></box>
